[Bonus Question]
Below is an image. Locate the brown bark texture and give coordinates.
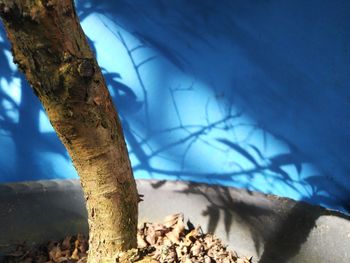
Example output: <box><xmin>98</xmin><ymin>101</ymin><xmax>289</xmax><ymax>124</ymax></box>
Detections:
<box><xmin>0</xmin><ymin>0</ymin><xmax>139</xmax><ymax>262</ymax></box>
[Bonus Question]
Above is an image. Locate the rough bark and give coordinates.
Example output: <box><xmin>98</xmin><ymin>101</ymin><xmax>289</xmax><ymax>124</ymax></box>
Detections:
<box><xmin>0</xmin><ymin>0</ymin><xmax>139</xmax><ymax>262</ymax></box>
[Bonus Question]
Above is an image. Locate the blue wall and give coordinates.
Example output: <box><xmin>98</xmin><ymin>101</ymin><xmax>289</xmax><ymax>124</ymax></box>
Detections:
<box><xmin>1</xmin><ymin>0</ymin><xmax>350</xmax><ymax>213</ymax></box>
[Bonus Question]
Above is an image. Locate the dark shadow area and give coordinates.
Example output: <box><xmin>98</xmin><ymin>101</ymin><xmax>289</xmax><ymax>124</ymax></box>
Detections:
<box><xmin>257</xmin><ymin>203</ymin><xmax>323</xmax><ymax>263</ymax></box>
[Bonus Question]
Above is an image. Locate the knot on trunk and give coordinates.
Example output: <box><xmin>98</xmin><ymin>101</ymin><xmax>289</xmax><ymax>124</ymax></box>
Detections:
<box><xmin>78</xmin><ymin>59</ymin><xmax>95</xmax><ymax>78</ymax></box>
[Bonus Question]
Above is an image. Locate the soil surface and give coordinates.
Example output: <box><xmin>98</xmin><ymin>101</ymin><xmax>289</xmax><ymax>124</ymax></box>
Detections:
<box><xmin>3</xmin><ymin>214</ymin><xmax>252</xmax><ymax>263</ymax></box>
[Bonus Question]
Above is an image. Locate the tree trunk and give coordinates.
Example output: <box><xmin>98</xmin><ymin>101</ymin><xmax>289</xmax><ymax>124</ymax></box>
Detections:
<box><xmin>0</xmin><ymin>0</ymin><xmax>139</xmax><ymax>262</ymax></box>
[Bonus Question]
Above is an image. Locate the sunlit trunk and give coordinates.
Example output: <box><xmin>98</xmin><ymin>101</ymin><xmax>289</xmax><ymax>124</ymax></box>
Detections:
<box><xmin>0</xmin><ymin>0</ymin><xmax>138</xmax><ymax>262</ymax></box>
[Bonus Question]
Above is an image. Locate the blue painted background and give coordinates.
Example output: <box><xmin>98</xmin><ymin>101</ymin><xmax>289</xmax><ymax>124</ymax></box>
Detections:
<box><xmin>0</xmin><ymin>0</ymin><xmax>349</xmax><ymax>213</ymax></box>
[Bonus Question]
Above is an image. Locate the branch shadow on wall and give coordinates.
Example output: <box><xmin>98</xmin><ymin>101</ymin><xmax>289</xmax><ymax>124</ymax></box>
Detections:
<box><xmin>75</xmin><ymin>1</ymin><xmax>350</xmax><ymax>262</ymax></box>
<box><xmin>75</xmin><ymin>0</ymin><xmax>350</xmax><ymax>209</ymax></box>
